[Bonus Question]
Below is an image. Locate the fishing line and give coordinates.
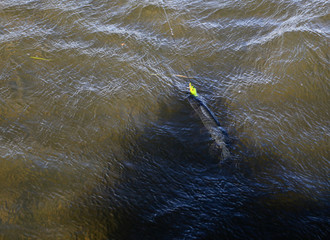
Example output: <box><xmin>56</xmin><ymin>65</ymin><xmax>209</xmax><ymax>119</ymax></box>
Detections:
<box><xmin>160</xmin><ymin>0</ymin><xmax>174</xmax><ymax>36</ymax></box>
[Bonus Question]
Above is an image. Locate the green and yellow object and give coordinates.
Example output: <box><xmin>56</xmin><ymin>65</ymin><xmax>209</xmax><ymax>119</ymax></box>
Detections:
<box><xmin>30</xmin><ymin>56</ymin><xmax>52</xmax><ymax>61</ymax></box>
<box><xmin>189</xmin><ymin>82</ymin><xmax>198</xmax><ymax>96</ymax></box>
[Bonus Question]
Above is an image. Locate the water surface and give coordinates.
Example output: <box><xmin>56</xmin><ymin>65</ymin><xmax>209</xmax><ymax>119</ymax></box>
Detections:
<box><xmin>0</xmin><ymin>0</ymin><xmax>329</xmax><ymax>239</ymax></box>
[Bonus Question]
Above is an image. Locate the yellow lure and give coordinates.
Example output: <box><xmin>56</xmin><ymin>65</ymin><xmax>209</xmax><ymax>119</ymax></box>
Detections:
<box><xmin>189</xmin><ymin>82</ymin><xmax>198</xmax><ymax>96</ymax></box>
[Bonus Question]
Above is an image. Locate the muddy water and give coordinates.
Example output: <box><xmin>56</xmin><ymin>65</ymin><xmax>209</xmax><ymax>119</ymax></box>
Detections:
<box><xmin>0</xmin><ymin>0</ymin><xmax>329</xmax><ymax>239</ymax></box>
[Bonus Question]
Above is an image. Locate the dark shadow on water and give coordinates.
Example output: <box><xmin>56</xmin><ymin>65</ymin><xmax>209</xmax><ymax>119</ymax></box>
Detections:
<box><xmin>71</xmin><ymin>97</ymin><xmax>329</xmax><ymax>240</ymax></box>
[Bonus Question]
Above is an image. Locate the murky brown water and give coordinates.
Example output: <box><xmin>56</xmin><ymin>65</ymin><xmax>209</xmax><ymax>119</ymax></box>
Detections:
<box><xmin>0</xmin><ymin>0</ymin><xmax>329</xmax><ymax>239</ymax></box>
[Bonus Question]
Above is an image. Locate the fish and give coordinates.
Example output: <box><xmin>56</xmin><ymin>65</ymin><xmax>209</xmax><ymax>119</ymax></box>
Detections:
<box><xmin>187</xmin><ymin>83</ymin><xmax>230</xmax><ymax>161</ymax></box>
